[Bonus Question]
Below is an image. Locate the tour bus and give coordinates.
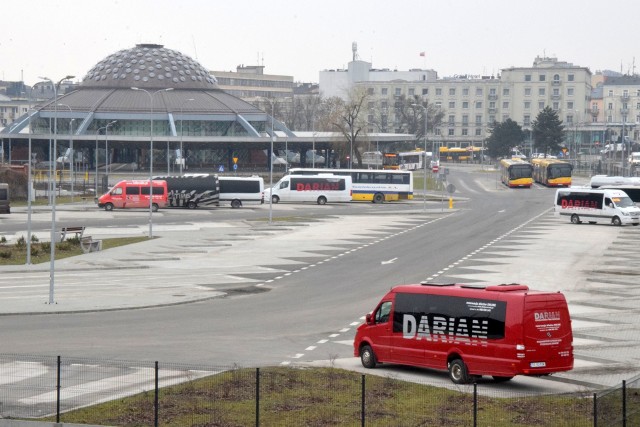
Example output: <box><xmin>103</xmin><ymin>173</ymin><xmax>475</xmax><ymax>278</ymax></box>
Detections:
<box><xmin>218</xmin><ymin>175</ymin><xmax>264</xmax><ymax>208</ymax></box>
<box><xmin>0</xmin><ymin>183</ymin><xmax>9</xmax><ymax>214</ymax></box>
<box><xmin>267</xmin><ymin>174</ymin><xmax>352</xmax><ymax>205</ymax></box>
<box><xmin>287</xmin><ymin>167</ymin><xmax>413</xmax><ymax>203</ymax></box>
<box><xmin>499</xmin><ymin>158</ymin><xmax>534</xmax><ymax>188</ymax></box>
<box><xmin>98</xmin><ymin>180</ymin><xmax>168</xmax><ymax>211</ymax></box>
<box><xmin>589</xmin><ymin>175</ymin><xmax>640</xmax><ymax>203</ymax></box>
<box><xmin>554</xmin><ymin>188</ymin><xmax>640</xmax><ymax>226</ymax></box>
<box><xmin>354</xmin><ymin>282</ymin><xmax>574</xmax><ymax>384</ymax></box>
<box><xmin>531</xmin><ymin>158</ymin><xmax>573</xmax><ymax>187</ymax></box>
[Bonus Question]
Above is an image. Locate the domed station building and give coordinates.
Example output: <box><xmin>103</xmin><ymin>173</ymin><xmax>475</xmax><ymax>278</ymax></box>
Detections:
<box><xmin>1</xmin><ymin>43</ymin><xmax>313</xmax><ymax>190</ymax></box>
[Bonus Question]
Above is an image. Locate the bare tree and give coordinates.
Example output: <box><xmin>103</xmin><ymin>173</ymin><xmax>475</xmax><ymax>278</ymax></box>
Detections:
<box><xmin>395</xmin><ymin>94</ymin><xmax>444</xmax><ymax>145</ymax></box>
<box><xmin>331</xmin><ymin>87</ymin><xmax>369</xmax><ymax>167</ymax></box>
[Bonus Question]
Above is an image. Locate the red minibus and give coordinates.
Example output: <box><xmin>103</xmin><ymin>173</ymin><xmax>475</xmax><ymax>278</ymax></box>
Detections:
<box><xmin>98</xmin><ymin>180</ymin><xmax>168</xmax><ymax>211</ymax></box>
<box><xmin>353</xmin><ymin>283</ymin><xmax>573</xmax><ymax>384</ymax></box>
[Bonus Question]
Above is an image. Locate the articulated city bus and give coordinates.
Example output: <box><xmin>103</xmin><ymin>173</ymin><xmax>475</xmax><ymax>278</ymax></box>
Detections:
<box><xmin>287</xmin><ymin>168</ymin><xmax>413</xmax><ymax>203</ymax></box>
<box><xmin>499</xmin><ymin>159</ymin><xmax>534</xmax><ymax>188</ymax></box>
<box><xmin>531</xmin><ymin>158</ymin><xmax>573</xmax><ymax>187</ymax></box>
<box><xmin>398</xmin><ymin>150</ymin><xmax>432</xmax><ymax>171</ymax></box>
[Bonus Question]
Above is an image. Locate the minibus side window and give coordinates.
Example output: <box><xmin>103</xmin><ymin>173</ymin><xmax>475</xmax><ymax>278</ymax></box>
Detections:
<box><xmin>279</xmin><ymin>180</ymin><xmax>289</xmax><ymax>189</ymax></box>
<box><xmin>605</xmin><ymin>197</ymin><xmax>613</xmax><ymax>208</ymax></box>
<box><xmin>112</xmin><ymin>187</ymin><xmax>123</xmax><ymax>195</ymax></box>
<box><xmin>126</xmin><ymin>186</ymin><xmax>140</xmax><ymax>195</ymax></box>
<box><xmin>375</xmin><ymin>301</ymin><xmax>392</xmax><ymax>324</ymax></box>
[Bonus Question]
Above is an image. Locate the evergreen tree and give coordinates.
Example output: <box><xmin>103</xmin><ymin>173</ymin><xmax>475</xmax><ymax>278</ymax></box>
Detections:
<box><xmin>532</xmin><ymin>107</ymin><xmax>565</xmax><ymax>156</ymax></box>
<box><xmin>485</xmin><ymin>119</ymin><xmax>525</xmax><ymax>159</ymax></box>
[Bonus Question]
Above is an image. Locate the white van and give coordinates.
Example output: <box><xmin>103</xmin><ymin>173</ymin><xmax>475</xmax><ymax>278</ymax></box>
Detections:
<box><xmin>218</xmin><ymin>176</ymin><xmax>264</xmax><ymax>208</ymax></box>
<box><xmin>267</xmin><ymin>174</ymin><xmax>352</xmax><ymax>205</ymax></box>
<box><xmin>554</xmin><ymin>188</ymin><xmax>640</xmax><ymax>226</ymax></box>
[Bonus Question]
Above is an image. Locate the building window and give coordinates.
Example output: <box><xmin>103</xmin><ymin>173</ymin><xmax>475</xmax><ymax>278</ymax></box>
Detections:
<box><xmin>636</xmin><ymin>102</ymin><xmax>640</xmax><ymax>109</ymax></box>
<box><xmin>462</xmin><ymin>128</ymin><xmax>468</xmax><ymax>136</ymax></box>
<box><xmin>422</xmin><ymin>88</ymin><xmax>428</xmax><ymax>95</ymax></box>
<box><xmin>449</xmin><ymin>101</ymin><xmax>455</xmax><ymax>109</ymax></box>
<box><xmin>567</xmin><ymin>88</ymin><xmax>574</xmax><ymax>96</ymax></box>
<box><xmin>435</xmin><ymin>101</ymin><xmax>442</xmax><ymax>108</ymax></box>
<box><xmin>524</xmin><ymin>88</ymin><xmax>531</xmax><ymax>96</ymax></box>
<box><xmin>462</xmin><ymin>101</ymin><xmax>469</xmax><ymax>109</ymax></box>
<box><xmin>435</xmin><ymin>128</ymin><xmax>441</xmax><ymax>136</ymax></box>
<box><xmin>623</xmin><ymin>89</ymin><xmax>629</xmax><ymax>97</ymax></box>
<box><xmin>476</xmin><ymin>101</ymin><xmax>483</xmax><ymax>108</ymax></box>
<box><xmin>463</xmin><ymin>88</ymin><xmax>469</xmax><ymax>96</ymax></box>
<box><xmin>489</xmin><ymin>88</ymin><xmax>496</xmax><ymax>95</ymax></box>
<box><xmin>524</xmin><ymin>115</ymin><xmax>531</xmax><ymax>126</ymax></box>
<box><xmin>448</xmin><ymin>115</ymin><xmax>455</xmax><ymax>125</ymax></box>
<box><xmin>607</xmin><ymin>116</ymin><xmax>612</xmax><ymax>123</ymax></box>
<box><xmin>436</xmin><ymin>88</ymin><xmax>442</xmax><ymax>96</ymax></box>
<box><xmin>539</xmin><ymin>88</ymin><xmax>545</xmax><ymax>96</ymax></box>
<box><xmin>502</xmin><ymin>101</ymin><xmax>509</xmax><ymax>109</ymax></box>
<box><xmin>503</xmin><ymin>88</ymin><xmax>510</xmax><ymax>96</ymax></box>
<box><xmin>368</xmin><ymin>101</ymin><xmax>374</xmax><ymax>110</ymax></box>
<box><xmin>525</xmin><ymin>74</ymin><xmax>531</xmax><ymax>82</ymax></box>
<box><xmin>568</xmin><ymin>74</ymin><xmax>574</xmax><ymax>82</ymax></box>
<box><xmin>502</xmin><ymin>114</ymin><xmax>509</xmax><ymax>121</ymax></box>
<box><xmin>524</xmin><ymin>101</ymin><xmax>531</xmax><ymax>109</ymax></box>
<box><xmin>567</xmin><ymin>101</ymin><xmax>574</xmax><ymax>110</ymax></box>
<box><xmin>608</xmin><ymin>103</ymin><xmax>613</xmax><ymax>110</ymax></box>
<box><xmin>368</xmin><ymin>114</ymin><xmax>374</xmax><ymax>123</ymax></box>
<box><xmin>553</xmin><ymin>102</ymin><xmax>559</xmax><ymax>110</ymax></box>
<box><xmin>475</xmin><ymin>115</ymin><xmax>482</xmax><ymax>124</ymax></box>
<box><xmin>475</xmin><ymin>128</ymin><xmax>482</xmax><ymax>136</ymax></box>
<box><xmin>381</xmin><ymin>88</ymin><xmax>388</xmax><ymax>95</ymax></box>
<box><xmin>462</xmin><ymin>115</ymin><xmax>469</xmax><ymax>125</ymax></box>
<box><xmin>608</xmin><ymin>90</ymin><xmax>613</xmax><ymax>96</ymax></box>
<box><xmin>553</xmin><ymin>74</ymin><xmax>560</xmax><ymax>83</ymax></box>
<box><xmin>448</xmin><ymin>128</ymin><xmax>455</xmax><ymax>136</ymax></box>
<box><xmin>475</xmin><ymin>88</ymin><xmax>483</xmax><ymax>96</ymax></box>
<box><xmin>395</xmin><ymin>88</ymin><xmax>402</xmax><ymax>96</ymax></box>
<box><xmin>538</xmin><ymin>101</ymin><xmax>545</xmax><ymax>109</ymax></box>
<box><xmin>553</xmin><ymin>88</ymin><xmax>560</xmax><ymax>96</ymax></box>
<box><xmin>449</xmin><ymin>88</ymin><xmax>456</xmax><ymax>96</ymax></box>
<box><xmin>489</xmin><ymin>101</ymin><xmax>496</xmax><ymax>109</ymax></box>
<box><xmin>408</xmin><ymin>88</ymin><xmax>415</xmax><ymax>96</ymax></box>
<box><xmin>381</xmin><ymin>101</ymin><xmax>388</xmax><ymax>110</ymax></box>
<box><xmin>566</xmin><ymin>115</ymin><xmax>573</xmax><ymax>124</ymax></box>
<box><xmin>489</xmin><ymin>115</ymin><xmax>496</xmax><ymax>122</ymax></box>
<box><xmin>367</xmin><ymin>88</ymin><xmax>374</xmax><ymax>95</ymax></box>
<box><xmin>539</xmin><ymin>74</ymin><xmax>546</xmax><ymax>82</ymax></box>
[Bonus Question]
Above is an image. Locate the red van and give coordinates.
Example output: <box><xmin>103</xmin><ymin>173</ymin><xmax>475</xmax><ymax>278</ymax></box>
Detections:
<box><xmin>353</xmin><ymin>283</ymin><xmax>573</xmax><ymax>384</ymax></box>
<box><xmin>98</xmin><ymin>180</ymin><xmax>168</xmax><ymax>211</ymax></box>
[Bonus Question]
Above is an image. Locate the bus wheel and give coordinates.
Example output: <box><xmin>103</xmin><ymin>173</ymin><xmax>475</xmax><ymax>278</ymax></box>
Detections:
<box><xmin>271</xmin><ymin>195</ymin><xmax>280</xmax><ymax>204</ymax></box>
<box><xmin>317</xmin><ymin>196</ymin><xmax>327</xmax><ymax>205</ymax></box>
<box><xmin>612</xmin><ymin>216</ymin><xmax>622</xmax><ymax>226</ymax></box>
<box><xmin>231</xmin><ymin>199</ymin><xmax>242</xmax><ymax>209</ymax></box>
<box><xmin>373</xmin><ymin>193</ymin><xmax>385</xmax><ymax>203</ymax></box>
<box><xmin>492</xmin><ymin>376</ymin><xmax>513</xmax><ymax>383</ymax></box>
<box><xmin>152</xmin><ymin>203</ymin><xmax>159</xmax><ymax>212</ymax></box>
<box><xmin>360</xmin><ymin>345</ymin><xmax>377</xmax><ymax>369</ymax></box>
<box><xmin>448</xmin><ymin>358</ymin><xmax>470</xmax><ymax>384</ymax></box>
<box><xmin>104</xmin><ymin>203</ymin><xmax>114</xmax><ymax>211</ymax></box>
<box><xmin>570</xmin><ymin>214</ymin><xmax>580</xmax><ymax>224</ymax></box>
<box><xmin>187</xmin><ymin>201</ymin><xmax>197</xmax><ymax>209</ymax></box>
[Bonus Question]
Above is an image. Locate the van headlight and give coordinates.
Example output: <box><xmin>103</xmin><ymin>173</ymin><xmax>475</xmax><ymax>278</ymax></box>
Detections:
<box><xmin>622</xmin><ymin>211</ymin><xmax>629</xmax><ymax>216</ymax></box>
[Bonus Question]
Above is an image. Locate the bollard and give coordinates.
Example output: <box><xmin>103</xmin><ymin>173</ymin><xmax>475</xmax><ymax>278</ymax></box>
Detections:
<box><xmin>449</xmin><ymin>197</ymin><xmax>453</xmax><ymax>209</ymax></box>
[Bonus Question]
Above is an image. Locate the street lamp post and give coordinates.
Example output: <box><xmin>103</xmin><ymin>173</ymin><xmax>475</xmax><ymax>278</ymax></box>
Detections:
<box><xmin>26</xmin><ymin>103</ymin><xmax>37</xmax><ymax>265</ymax></box>
<box><xmin>179</xmin><ymin>98</ymin><xmax>194</xmax><ymax>176</ymax></box>
<box><xmin>57</xmin><ymin>103</ymin><xmax>74</xmax><ymax>202</ymax></box>
<box><xmin>105</xmin><ymin>120</ymin><xmax>116</xmax><ymax>187</ymax></box>
<box><xmin>412</xmin><ymin>103</ymin><xmax>429</xmax><ymax>212</ymax></box>
<box><xmin>131</xmin><ymin>87</ymin><xmax>174</xmax><ymax>238</ymax></box>
<box><xmin>41</xmin><ymin>74</ymin><xmax>75</xmax><ymax>305</ymax></box>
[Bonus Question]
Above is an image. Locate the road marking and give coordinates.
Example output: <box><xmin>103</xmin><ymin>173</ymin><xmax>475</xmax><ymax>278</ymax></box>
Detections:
<box><xmin>381</xmin><ymin>257</ymin><xmax>397</xmax><ymax>265</ymax></box>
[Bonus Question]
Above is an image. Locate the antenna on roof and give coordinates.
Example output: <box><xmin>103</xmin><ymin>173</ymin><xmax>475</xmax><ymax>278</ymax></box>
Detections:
<box><xmin>191</xmin><ymin>35</ymin><xmax>198</xmax><ymax>60</ymax></box>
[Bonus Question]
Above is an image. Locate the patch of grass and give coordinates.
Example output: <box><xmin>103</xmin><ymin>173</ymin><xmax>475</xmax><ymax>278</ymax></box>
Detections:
<box><xmin>41</xmin><ymin>367</ymin><xmax>593</xmax><ymax>427</ymax></box>
<box><xmin>0</xmin><ymin>236</ymin><xmax>149</xmax><ymax>265</ymax></box>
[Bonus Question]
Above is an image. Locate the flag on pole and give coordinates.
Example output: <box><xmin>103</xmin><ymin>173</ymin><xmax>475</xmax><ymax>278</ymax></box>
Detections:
<box><xmin>419</xmin><ymin>52</ymin><xmax>426</xmax><ymax>57</ymax></box>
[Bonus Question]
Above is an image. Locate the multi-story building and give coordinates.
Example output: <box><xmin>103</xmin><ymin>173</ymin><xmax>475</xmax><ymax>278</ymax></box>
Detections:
<box><xmin>601</xmin><ymin>75</ymin><xmax>640</xmax><ymax>141</ymax></box>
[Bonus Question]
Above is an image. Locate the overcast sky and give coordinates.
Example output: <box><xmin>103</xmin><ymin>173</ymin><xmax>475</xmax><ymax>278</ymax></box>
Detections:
<box><xmin>2</xmin><ymin>0</ymin><xmax>639</xmax><ymax>86</ymax></box>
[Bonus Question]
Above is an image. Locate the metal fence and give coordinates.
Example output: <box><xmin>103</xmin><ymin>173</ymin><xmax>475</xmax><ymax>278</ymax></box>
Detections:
<box><xmin>0</xmin><ymin>354</ymin><xmax>638</xmax><ymax>426</ymax></box>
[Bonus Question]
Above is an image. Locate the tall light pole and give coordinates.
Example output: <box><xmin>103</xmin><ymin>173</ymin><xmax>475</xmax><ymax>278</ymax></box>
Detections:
<box><xmin>104</xmin><ymin>120</ymin><xmax>117</xmax><ymax>187</ymax></box>
<box><xmin>179</xmin><ymin>98</ymin><xmax>194</xmax><ymax>176</ymax></box>
<box><xmin>41</xmin><ymin>74</ymin><xmax>75</xmax><ymax>305</ymax></box>
<box><xmin>26</xmin><ymin>102</ymin><xmax>37</xmax><ymax>265</ymax></box>
<box><xmin>132</xmin><ymin>87</ymin><xmax>174</xmax><ymax>238</ymax></box>
<box><xmin>413</xmin><ymin>103</ymin><xmax>429</xmax><ymax>212</ymax></box>
<box><xmin>57</xmin><ymin>103</ymin><xmax>74</xmax><ymax>202</ymax></box>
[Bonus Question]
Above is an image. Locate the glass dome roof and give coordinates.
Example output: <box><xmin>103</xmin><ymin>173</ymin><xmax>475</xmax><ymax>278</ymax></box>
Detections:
<box><xmin>81</xmin><ymin>43</ymin><xmax>219</xmax><ymax>90</ymax></box>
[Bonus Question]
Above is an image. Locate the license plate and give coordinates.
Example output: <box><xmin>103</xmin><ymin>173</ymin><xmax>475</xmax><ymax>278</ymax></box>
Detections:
<box><xmin>530</xmin><ymin>361</ymin><xmax>546</xmax><ymax>368</ymax></box>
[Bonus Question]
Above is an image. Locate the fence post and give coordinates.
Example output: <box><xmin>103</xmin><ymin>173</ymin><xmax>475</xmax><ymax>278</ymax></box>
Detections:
<box><xmin>622</xmin><ymin>380</ymin><xmax>626</xmax><ymax>427</ymax></box>
<box><xmin>154</xmin><ymin>361</ymin><xmax>159</xmax><ymax>427</ymax></box>
<box><xmin>256</xmin><ymin>368</ymin><xmax>260</xmax><ymax>427</ymax></box>
<box><xmin>593</xmin><ymin>392</ymin><xmax>597</xmax><ymax>427</ymax></box>
<box><xmin>361</xmin><ymin>374</ymin><xmax>365</xmax><ymax>427</ymax></box>
<box><xmin>56</xmin><ymin>355</ymin><xmax>61</xmax><ymax>423</ymax></box>
<box><xmin>473</xmin><ymin>382</ymin><xmax>477</xmax><ymax>427</ymax></box>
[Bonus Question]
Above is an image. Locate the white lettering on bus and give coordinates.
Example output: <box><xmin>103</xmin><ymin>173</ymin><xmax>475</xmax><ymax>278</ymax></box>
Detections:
<box><xmin>534</xmin><ymin>311</ymin><xmax>561</xmax><ymax>321</ymax></box>
<box><xmin>403</xmin><ymin>314</ymin><xmax>489</xmax><ymax>343</ymax></box>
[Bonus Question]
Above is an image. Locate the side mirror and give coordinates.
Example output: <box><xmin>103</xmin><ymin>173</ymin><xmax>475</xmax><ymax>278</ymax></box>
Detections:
<box><xmin>365</xmin><ymin>313</ymin><xmax>373</xmax><ymax>325</ymax></box>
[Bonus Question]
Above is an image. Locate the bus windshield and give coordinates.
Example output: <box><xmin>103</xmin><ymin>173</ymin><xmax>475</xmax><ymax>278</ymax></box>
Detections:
<box><xmin>613</xmin><ymin>197</ymin><xmax>635</xmax><ymax>208</ymax></box>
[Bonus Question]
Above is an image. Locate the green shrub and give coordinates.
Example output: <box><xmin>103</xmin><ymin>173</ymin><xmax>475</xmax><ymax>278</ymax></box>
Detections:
<box><xmin>0</xmin><ymin>250</ymin><xmax>11</xmax><ymax>259</ymax></box>
<box><xmin>15</xmin><ymin>236</ymin><xmax>26</xmax><ymax>249</ymax></box>
<box><xmin>0</xmin><ymin>236</ymin><xmax>7</xmax><ymax>245</ymax></box>
<box><xmin>31</xmin><ymin>235</ymin><xmax>40</xmax><ymax>243</ymax></box>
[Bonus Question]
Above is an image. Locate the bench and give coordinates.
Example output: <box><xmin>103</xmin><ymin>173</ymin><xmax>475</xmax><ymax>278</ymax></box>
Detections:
<box><xmin>80</xmin><ymin>236</ymin><xmax>102</xmax><ymax>253</ymax></box>
<box><xmin>60</xmin><ymin>226</ymin><xmax>85</xmax><ymax>241</ymax></box>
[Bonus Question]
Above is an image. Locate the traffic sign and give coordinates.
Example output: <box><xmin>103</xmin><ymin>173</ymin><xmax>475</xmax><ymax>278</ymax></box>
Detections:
<box><xmin>432</xmin><ymin>165</ymin><xmax>439</xmax><ymax>173</ymax></box>
<box><xmin>233</xmin><ymin>164</ymin><xmax>238</xmax><ymax>171</ymax></box>
<box><xmin>233</xmin><ymin>157</ymin><xmax>238</xmax><ymax>164</ymax></box>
